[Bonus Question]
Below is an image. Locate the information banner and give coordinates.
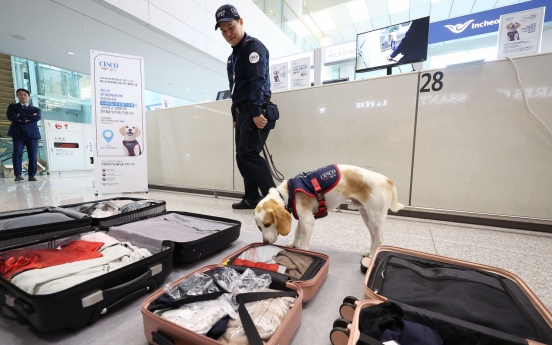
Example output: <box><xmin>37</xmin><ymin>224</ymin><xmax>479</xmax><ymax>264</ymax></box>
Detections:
<box><xmin>90</xmin><ymin>50</ymin><xmax>147</xmax><ymax>194</ymax></box>
<box><xmin>497</xmin><ymin>7</ymin><xmax>545</xmax><ymax>58</ymax></box>
<box><xmin>270</xmin><ymin>62</ymin><xmax>288</xmax><ymax>92</ymax></box>
<box><xmin>291</xmin><ymin>57</ymin><xmax>310</xmax><ymax>89</ymax></box>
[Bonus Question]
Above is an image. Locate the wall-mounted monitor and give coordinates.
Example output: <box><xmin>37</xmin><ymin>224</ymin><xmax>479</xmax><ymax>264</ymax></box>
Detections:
<box><xmin>216</xmin><ymin>90</ymin><xmax>231</xmax><ymax>100</ymax></box>
<box><xmin>356</xmin><ymin>16</ymin><xmax>430</xmax><ymax>73</ymax></box>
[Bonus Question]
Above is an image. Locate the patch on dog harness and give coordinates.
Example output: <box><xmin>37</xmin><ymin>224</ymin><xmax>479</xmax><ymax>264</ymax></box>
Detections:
<box><xmin>123</xmin><ymin>140</ymin><xmax>142</xmax><ymax>156</ymax></box>
<box><xmin>287</xmin><ymin>164</ymin><xmax>340</xmax><ymax>220</ymax></box>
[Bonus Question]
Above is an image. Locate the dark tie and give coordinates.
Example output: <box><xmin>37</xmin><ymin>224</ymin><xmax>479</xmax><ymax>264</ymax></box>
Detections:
<box><xmin>23</xmin><ymin>105</ymin><xmax>27</xmax><ymax>110</ymax></box>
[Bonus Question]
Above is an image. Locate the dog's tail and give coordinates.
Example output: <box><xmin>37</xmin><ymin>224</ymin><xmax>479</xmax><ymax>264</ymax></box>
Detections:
<box><xmin>389</xmin><ymin>183</ymin><xmax>405</xmax><ymax>213</ymax></box>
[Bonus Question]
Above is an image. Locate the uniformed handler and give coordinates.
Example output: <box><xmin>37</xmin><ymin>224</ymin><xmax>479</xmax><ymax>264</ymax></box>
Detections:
<box><xmin>215</xmin><ymin>4</ymin><xmax>276</xmax><ymax>209</ymax></box>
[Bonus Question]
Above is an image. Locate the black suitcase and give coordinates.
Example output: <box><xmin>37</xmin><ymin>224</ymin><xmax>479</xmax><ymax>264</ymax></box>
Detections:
<box><xmin>107</xmin><ymin>211</ymin><xmax>241</xmax><ymax>263</ymax></box>
<box><xmin>0</xmin><ymin>207</ymin><xmax>92</xmax><ymax>251</ymax></box>
<box><xmin>59</xmin><ymin>197</ymin><xmax>167</xmax><ymax>227</ymax></box>
<box><xmin>0</xmin><ymin>224</ymin><xmax>174</xmax><ymax>332</ymax></box>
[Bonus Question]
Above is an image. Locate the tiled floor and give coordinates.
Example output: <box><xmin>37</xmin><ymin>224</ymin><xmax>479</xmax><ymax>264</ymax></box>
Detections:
<box><xmin>1</xmin><ymin>173</ymin><xmax>551</xmax><ymax>309</ymax></box>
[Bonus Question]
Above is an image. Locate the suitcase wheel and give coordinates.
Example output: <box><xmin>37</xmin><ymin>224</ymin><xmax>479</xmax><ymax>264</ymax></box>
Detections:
<box><xmin>342</xmin><ymin>296</ymin><xmax>359</xmax><ymax>305</ymax></box>
<box><xmin>339</xmin><ymin>302</ymin><xmax>356</xmax><ymax>321</ymax></box>
<box><xmin>330</xmin><ymin>327</ymin><xmax>350</xmax><ymax>345</ymax></box>
<box><xmin>360</xmin><ymin>257</ymin><xmax>371</xmax><ymax>274</ymax></box>
<box><xmin>333</xmin><ymin>317</ymin><xmax>352</xmax><ymax>329</ymax></box>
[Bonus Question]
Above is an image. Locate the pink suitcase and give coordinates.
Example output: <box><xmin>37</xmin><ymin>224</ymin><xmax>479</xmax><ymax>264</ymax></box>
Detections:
<box><xmin>331</xmin><ymin>245</ymin><xmax>552</xmax><ymax>345</ymax></box>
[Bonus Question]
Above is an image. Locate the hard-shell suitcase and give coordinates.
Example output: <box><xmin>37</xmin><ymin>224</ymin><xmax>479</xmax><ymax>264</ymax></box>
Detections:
<box><xmin>332</xmin><ymin>246</ymin><xmax>552</xmax><ymax>345</ymax></box>
<box><xmin>0</xmin><ymin>224</ymin><xmax>174</xmax><ymax>332</ymax></box>
<box><xmin>142</xmin><ymin>264</ymin><xmax>303</xmax><ymax>345</ymax></box>
<box><xmin>220</xmin><ymin>242</ymin><xmax>329</xmax><ymax>302</ymax></box>
<box><xmin>0</xmin><ymin>207</ymin><xmax>91</xmax><ymax>251</ymax></box>
<box><xmin>60</xmin><ymin>197</ymin><xmax>167</xmax><ymax>227</ymax></box>
<box><xmin>108</xmin><ymin>211</ymin><xmax>241</xmax><ymax>263</ymax></box>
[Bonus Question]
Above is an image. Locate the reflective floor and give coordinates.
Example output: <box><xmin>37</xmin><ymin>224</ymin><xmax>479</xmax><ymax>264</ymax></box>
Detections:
<box><xmin>1</xmin><ymin>173</ymin><xmax>551</xmax><ymax>309</ymax></box>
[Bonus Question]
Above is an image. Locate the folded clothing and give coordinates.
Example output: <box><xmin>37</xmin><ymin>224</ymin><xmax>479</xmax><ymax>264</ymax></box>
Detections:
<box><xmin>274</xmin><ymin>251</ymin><xmax>314</xmax><ymax>279</ymax></box>
<box><xmin>11</xmin><ymin>242</ymin><xmax>151</xmax><ymax>295</ymax></box>
<box><xmin>67</xmin><ymin>199</ymin><xmax>160</xmax><ymax>218</ymax></box>
<box><xmin>237</xmin><ymin>245</ymin><xmax>284</xmax><ymax>264</ymax></box>
<box><xmin>0</xmin><ymin>240</ymin><xmax>104</xmax><ymax>280</ymax></box>
<box><xmin>232</xmin><ymin>258</ymin><xmax>287</xmax><ymax>275</ymax></box>
<box><xmin>81</xmin><ymin>232</ymin><xmax>120</xmax><ymax>251</ymax></box>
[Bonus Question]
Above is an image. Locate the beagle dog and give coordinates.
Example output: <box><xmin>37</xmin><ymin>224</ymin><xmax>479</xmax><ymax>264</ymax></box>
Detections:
<box><xmin>254</xmin><ymin>164</ymin><xmax>404</xmax><ymax>257</ymax></box>
<box><xmin>119</xmin><ymin>125</ymin><xmax>142</xmax><ymax>156</ymax></box>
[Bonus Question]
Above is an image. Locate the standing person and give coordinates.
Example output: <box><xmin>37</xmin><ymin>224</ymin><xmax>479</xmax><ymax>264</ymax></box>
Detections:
<box><xmin>215</xmin><ymin>4</ymin><xmax>276</xmax><ymax>209</ymax></box>
<box><xmin>6</xmin><ymin>88</ymin><xmax>41</xmax><ymax>181</ymax></box>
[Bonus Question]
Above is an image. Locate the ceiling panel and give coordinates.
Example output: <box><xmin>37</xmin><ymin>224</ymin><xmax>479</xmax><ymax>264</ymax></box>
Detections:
<box><xmin>449</xmin><ymin>0</ymin><xmax>476</xmax><ymax>18</ymax></box>
<box><xmin>353</xmin><ymin>19</ymin><xmax>374</xmax><ymax>34</ymax></box>
<box><xmin>371</xmin><ymin>15</ymin><xmax>391</xmax><ymax>29</ymax></box>
<box><xmin>327</xmin><ymin>3</ymin><xmax>354</xmax><ymax>27</ymax></box>
<box><xmin>471</xmin><ymin>0</ymin><xmax>498</xmax><ymax>13</ymax></box>
<box><xmin>429</xmin><ymin>0</ymin><xmax>454</xmax><ymax>22</ymax></box>
<box><xmin>337</xmin><ymin>24</ymin><xmax>360</xmax><ymax>41</ymax></box>
<box><xmin>411</xmin><ymin>0</ymin><xmax>431</xmax><ymax>7</ymax></box>
<box><xmin>304</xmin><ymin>0</ymin><xmax>351</xmax><ymax>13</ymax></box>
<box><xmin>390</xmin><ymin>10</ymin><xmax>410</xmax><ymax>25</ymax></box>
<box><xmin>322</xmin><ymin>28</ymin><xmax>345</xmax><ymax>44</ymax></box>
<box><xmin>365</xmin><ymin>0</ymin><xmax>390</xmax><ymax>18</ymax></box>
<box><xmin>410</xmin><ymin>4</ymin><xmax>431</xmax><ymax>19</ymax></box>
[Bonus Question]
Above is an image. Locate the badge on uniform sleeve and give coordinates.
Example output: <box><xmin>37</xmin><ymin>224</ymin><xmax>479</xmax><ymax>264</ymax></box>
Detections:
<box><xmin>249</xmin><ymin>52</ymin><xmax>260</xmax><ymax>64</ymax></box>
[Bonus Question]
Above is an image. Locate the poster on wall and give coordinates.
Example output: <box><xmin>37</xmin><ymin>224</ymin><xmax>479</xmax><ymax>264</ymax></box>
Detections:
<box><xmin>497</xmin><ymin>7</ymin><xmax>545</xmax><ymax>58</ymax></box>
<box><xmin>291</xmin><ymin>57</ymin><xmax>310</xmax><ymax>89</ymax></box>
<box><xmin>90</xmin><ymin>50</ymin><xmax>147</xmax><ymax>194</ymax></box>
<box><xmin>270</xmin><ymin>62</ymin><xmax>288</xmax><ymax>92</ymax></box>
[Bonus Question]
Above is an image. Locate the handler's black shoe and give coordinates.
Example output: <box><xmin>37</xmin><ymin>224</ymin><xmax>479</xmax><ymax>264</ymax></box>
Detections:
<box><xmin>232</xmin><ymin>197</ymin><xmax>259</xmax><ymax>210</ymax></box>
<box><xmin>28</xmin><ymin>176</ymin><xmax>37</xmax><ymax>181</ymax></box>
<box><xmin>14</xmin><ymin>175</ymin><xmax>24</xmax><ymax>181</ymax></box>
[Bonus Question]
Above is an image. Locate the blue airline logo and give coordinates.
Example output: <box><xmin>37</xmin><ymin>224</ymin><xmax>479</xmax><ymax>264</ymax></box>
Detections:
<box><xmin>99</xmin><ymin>61</ymin><xmax>118</xmax><ymax>70</ymax></box>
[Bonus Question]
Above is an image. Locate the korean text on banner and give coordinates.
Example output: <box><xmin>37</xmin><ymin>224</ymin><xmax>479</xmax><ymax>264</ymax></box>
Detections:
<box><xmin>291</xmin><ymin>57</ymin><xmax>310</xmax><ymax>90</ymax></box>
<box><xmin>90</xmin><ymin>50</ymin><xmax>147</xmax><ymax>194</ymax></box>
<box><xmin>270</xmin><ymin>62</ymin><xmax>289</xmax><ymax>92</ymax></box>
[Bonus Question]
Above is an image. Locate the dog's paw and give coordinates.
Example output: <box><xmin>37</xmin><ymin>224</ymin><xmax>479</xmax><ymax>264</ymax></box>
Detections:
<box><xmin>286</xmin><ymin>241</ymin><xmax>297</xmax><ymax>248</ymax></box>
<box><xmin>362</xmin><ymin>251</ymin><xmax>373</xmax><ymax>258</ymax></box>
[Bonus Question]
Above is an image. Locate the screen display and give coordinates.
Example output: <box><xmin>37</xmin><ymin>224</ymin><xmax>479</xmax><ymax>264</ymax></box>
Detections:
<box><xmin>216</xmin><ymin>90</ymin><xmax>231</xmax><ymax>100</ymax></box>
<box><xmin>356</xmin><ymin>17</ymin><xmax>430</xmax><ymax>73</ymax></box>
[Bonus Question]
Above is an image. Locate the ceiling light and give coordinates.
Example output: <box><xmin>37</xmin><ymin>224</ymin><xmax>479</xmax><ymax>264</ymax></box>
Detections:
<box><xmin>68</xmin><ymin>52</ymin><xmax>74</xmax><ymax>55</ymax></box>
<box><xmin>311</xmin><ymin>10</ymin><xmax>337</xmax><ymax>31</ymax></box>
<box><xmin>388</xmin><ymin>0</ymin><xmax>409</xmax><ymax>14</ymax></box>
<box><xmin>187</xmin><ymin>88</ymin><xmax>190</xmax><ymax>90</ymax></box>
<box><xmin>287</xmin><ymin>20</ymin><xmax>311</xmax><ymax>37</ymax></box>
<box><xmin>10</xmin><ymin>34</ymin><xmax>27</xmax><ymax>41</ymax></box>
<box><xmin>302</xmin><ymin>15</ymin><xmax>321</xmax><ymax>34</ymax></box>
<box><xmin>165</xmin><ymin>81</ymin><xmax>172</xmax><ymax>84</ymax></box>
<box><xmin>346</xmin><ymin>0</ymin><xmax>370</xmax><ymax>23</ymax></box>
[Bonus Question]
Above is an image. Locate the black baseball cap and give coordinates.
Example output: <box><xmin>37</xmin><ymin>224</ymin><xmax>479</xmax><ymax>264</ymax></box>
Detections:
<box><xmin>214</xmin><ymin>4</ymin><xmax>240</xmax><ymax>30</ymax></box>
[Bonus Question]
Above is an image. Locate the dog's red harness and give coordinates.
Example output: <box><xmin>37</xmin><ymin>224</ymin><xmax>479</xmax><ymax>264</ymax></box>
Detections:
<box><xmin>286</xmin><ymin>165</ymin><xmax>340</xmax><ymax>220</ymax></box>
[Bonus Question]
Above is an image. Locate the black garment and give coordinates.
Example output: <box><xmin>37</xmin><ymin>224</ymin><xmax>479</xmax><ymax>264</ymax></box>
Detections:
<box><xmin>206</xmin><ymin>315</ymin><xmax>231</xmax><ymax>340</ymax></box>
<box><xmin>227</xmin><ymin>33</ymin><xmax>271</xmax><ymax>121</ymax></box>
<box><xmin>235</xmin><ymin>110</ymin><xmax>275</xmax><ymax>199</ymax></box>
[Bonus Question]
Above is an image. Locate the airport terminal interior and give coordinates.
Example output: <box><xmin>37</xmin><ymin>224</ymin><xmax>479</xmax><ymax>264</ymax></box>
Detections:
<box><xmin>1</xmin><ymin>1</ymin><xmax>552</xmax><ymax>345</ymax></box>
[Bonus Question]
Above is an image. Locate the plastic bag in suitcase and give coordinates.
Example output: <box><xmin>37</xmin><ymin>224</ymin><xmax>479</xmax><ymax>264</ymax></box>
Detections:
<box><xmin>220</xmin><ymin>242</ymin><xmax>329</xmax><ymax>303</ymax></box>
<box><xmin>108</xmin><ymin>211</ymin><xmax>241</xmax><ymax>263</ymax></box>
<box><xmin>142</xmin><ymin>264</ymin><xmax>303</xmax><ymax>345</ymax></box>
<box><xmin>59</xmin><ymin>197</ymin><xmax>167</xmax><ymax>227</ymax></box>
<box><xmin>0</xmin><ymin>226</ymin><xmax>174</xmax><ymax>332</ymax></box>
<box><xmin>349</xmin><ymin>245</ymin><xmax>552</xmax><ymax>344</ymax></box>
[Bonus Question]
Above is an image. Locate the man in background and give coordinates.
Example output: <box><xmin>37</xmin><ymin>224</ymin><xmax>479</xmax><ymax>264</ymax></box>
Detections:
<box><xmin>6</xmin><ymin>88</ymin><xmax>41</xmax><ymax>181</ymax></box>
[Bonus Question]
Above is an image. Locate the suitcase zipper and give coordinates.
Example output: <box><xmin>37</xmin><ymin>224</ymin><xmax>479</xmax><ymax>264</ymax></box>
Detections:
<box><xmin>371</xmin><ymin>255</ymin><xmax>392</xmax><ymax>293</ymax></box>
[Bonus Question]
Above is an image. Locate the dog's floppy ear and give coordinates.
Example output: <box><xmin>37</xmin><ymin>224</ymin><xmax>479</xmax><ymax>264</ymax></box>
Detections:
<box><xmin>272</xmin><ymin>205</ymin><xmax>291</xmax><ymax>236</ymax></box>
<box><xmin>135</xmin><ymin>127</ymin><xmax>141</xmax><ymax>137</ymax></box>
<box><xmin>119</xmin><ymin>126</ymin><xmax>126</xmax><ymax>136</ymax></box>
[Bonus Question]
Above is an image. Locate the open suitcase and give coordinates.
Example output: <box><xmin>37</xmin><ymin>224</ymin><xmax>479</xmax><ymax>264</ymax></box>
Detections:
<box><xmin>0</xmin><ymin>207</ymin><xmax>91</xmax><ymax>251</ymax></box>
<box><xmin>331</xmin><ymin>246</ymin><xmax>552</xmax><ymax>345</ymax></box>
<box><xmin>107</xmin><ymin>211</ymin><xmax>241</xmax><ymax>263</ymax></box>
<box><xmin>60</xmin><ymin>197</ymin><xmax>167</xmax><ymax>227</ymax></box>
<box><xmin>141</xmin><ymin>244</ymin><xmax>330</xmax><ymax>345</ymax></box>
<box><xmin>0</xmin><ymin>223</ymin><xmax>174</xmax><ymax>332</ymax></box>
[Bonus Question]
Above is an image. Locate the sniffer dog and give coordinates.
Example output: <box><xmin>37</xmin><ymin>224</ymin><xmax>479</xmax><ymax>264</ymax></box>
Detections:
<box><xmin>119</xmin><ymin>125</ymin><xmax>142</xmax><ymax>156</ymax></box>
<box><xmin>254</xmin><ymin>164</ymin><xmax>404</xmax><ymax>257</ymax></box>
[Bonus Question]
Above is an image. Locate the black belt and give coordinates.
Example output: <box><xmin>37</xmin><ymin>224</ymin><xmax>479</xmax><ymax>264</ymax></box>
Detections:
<box><xmin>235</xmin><ymin>97</ymin><xmax>271</xmax><ymax>115</ymax></box>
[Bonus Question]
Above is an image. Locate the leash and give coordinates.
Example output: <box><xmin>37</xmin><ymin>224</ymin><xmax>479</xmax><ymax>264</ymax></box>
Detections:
<box><xmin>258</xmin><ymin>129</ymin><xmax>284</xmax><ymax>182</ymax></box>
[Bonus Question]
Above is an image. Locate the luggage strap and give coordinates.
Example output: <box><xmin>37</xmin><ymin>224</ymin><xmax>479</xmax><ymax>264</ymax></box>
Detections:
<box><xmin>148</xmin><ymin>270</ymin><xmax>298</xmax><ymax>345</ymax></box>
